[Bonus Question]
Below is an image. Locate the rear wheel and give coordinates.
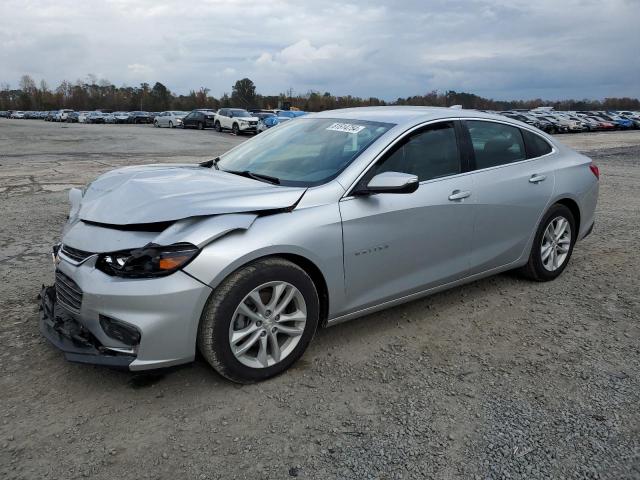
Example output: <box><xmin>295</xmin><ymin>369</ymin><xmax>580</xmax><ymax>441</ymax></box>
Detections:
<box><xmin>520</xmin><ymin>204</ymin><xmax>576</xmax><ymax>281</ymax></box>
<box><xmin>197</xmin><ymin>258</ymin><xmax>319</xmax><ymax>383</ymax></box>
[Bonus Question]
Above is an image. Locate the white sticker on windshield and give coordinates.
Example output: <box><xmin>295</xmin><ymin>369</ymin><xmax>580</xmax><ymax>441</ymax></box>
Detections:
<box><xmin>326</xmin><ymin>122</ymin><xmax>366</xmax><ymax>134</ymax></box>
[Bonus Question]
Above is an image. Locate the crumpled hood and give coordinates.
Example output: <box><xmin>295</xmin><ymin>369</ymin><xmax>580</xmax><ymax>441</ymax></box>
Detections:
<box><xmin>77</xmin><ymin>164</ymin><xmax>306</xmax><ymax>225</ymax></box>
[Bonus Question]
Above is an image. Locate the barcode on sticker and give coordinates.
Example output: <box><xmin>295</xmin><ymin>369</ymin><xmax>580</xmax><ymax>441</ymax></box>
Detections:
<box><xmin>326</xmin><ymin>123</ymin><xmax>365</xmax><ymax>134</ymax></box>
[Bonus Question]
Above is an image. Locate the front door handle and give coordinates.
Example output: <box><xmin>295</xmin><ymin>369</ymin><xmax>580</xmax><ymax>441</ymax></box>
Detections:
<box><xmin>448</xmin><ymin>190</ymin><xmax>471</xmax><ymax>201</ymax></box>
<box><xmin>529</xmin><ymin>174</ymin><xmax>547</xmax><ymax>184</ymax></box>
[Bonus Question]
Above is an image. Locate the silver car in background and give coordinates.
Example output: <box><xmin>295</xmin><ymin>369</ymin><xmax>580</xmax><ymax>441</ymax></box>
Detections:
<box><xmin>40</xmin><ymin>107</ymin><xmax>599</xmax><ymax>382</ymax></box>
<box><xmin>153</xmin><ymin>111</ymin><xmax>188</xmax><ymax>128</ymax></box>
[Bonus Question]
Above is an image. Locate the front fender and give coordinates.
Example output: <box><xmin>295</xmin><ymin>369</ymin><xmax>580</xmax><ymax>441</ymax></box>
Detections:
<box><xmin>182</xmin><ymin>205</ymin><xmax>346</xmax><ymax>318</ymax></box>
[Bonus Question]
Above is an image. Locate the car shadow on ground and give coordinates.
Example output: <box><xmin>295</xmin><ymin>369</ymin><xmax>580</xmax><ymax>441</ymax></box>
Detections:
<box><xmin>61</xmin><ymin>268</ymin><xmax>531</xmax><ymax>393</ymax></box>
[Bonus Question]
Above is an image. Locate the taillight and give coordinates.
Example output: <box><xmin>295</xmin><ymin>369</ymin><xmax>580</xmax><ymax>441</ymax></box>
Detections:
<box><xmin>589</xmin><ymin>163</ymin><xmax>600</xmax><ymax>179</ymax></box>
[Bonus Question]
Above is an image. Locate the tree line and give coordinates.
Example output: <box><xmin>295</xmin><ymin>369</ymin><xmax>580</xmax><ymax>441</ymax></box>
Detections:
<box><xmin>2</xmin><ymin>74</ymin><xmax>639</xmax><ymax>113</ymax></box>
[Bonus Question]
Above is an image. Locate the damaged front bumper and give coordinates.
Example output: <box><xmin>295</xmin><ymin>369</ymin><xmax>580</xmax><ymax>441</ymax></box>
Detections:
<box><xmin>38</xmin><ymin>252</ymin><xmax>213</xmax><ymax>371</ymax></box>
<box><xmin>39</xmin><ymin>285</ymin><xmax>136</xmax><ymax>368</ymax></box>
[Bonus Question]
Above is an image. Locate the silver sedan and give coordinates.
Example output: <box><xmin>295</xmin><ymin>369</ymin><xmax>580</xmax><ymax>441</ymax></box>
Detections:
<box><xmin>41</xmin><ymin>107</ymin><xmax>598</xmax><ymax>382</ymax></box>
<box><xmin>153</xmin><ymin>111</ymin><xmax>188</xmax><ymax>128</ymax></box>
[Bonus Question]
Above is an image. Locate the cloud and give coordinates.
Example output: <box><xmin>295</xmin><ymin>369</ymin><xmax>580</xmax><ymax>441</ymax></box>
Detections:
<box><xmin>0</xmin><ymin>0</ymin><xmax>638</xmax><ymax>100</ymax></box>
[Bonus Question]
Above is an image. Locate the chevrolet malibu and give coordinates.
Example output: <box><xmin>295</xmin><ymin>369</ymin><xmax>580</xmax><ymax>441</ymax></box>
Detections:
<box><xmin>40</xmin><ymin>107</ymin><xmax>599</xmax><ymax>383</ymax></box>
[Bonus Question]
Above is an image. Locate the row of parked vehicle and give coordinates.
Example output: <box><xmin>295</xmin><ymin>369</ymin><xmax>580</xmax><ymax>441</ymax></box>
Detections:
<box><xmin>0</xmin><ymin>107</ymin><xmax>308</xmax><ymax>134</ymax></box>
<box><xmin>1</xmin><ymin>109</ymin><xmax>157</xmax><ymax>123</ymax></box>
<box><xmin>494</xmin><ymin>108</ymin><xmax>640</xmax><ymax>133</ymax></box>
<box><xmin>154</xmin><ymin>108</ymin><xmax>308</xmax><ymax>134</ymax></box>
<box><xmin>3</xmin><ymin>107</ymin><xmax>638</xmax><ymax>135</ymax></box>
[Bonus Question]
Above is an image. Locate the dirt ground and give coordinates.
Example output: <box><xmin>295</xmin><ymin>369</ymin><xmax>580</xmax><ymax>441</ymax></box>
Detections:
<box><xmin>0</xmin><ymin>120</ymin><xmax>638</xmax><ymax>479</ymax></box>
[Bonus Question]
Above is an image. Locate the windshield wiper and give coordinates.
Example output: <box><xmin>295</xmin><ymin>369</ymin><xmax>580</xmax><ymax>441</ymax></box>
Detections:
<box><xmin>199</xmin><ymin>157</ymin><xmax>220</xmax><ymax>170</ymax></box>
<box><xmin>223</xmin><ymin>169</ymin><xmax>280</xmax><ymax>185</ymax></box>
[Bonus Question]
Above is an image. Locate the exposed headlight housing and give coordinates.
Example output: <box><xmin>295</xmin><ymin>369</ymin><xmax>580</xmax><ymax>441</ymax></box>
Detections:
<box><xmin>96</xmin><ymin>243</ymin><xmax>199</xmax><ymax>278</ymax></box>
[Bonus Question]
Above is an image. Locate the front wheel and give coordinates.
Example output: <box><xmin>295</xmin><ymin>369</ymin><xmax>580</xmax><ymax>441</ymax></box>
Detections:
<box><xmin>154</xmin><ymin>120</ymin><xmax>159</xmax><ymax>128</ymax></box>
<box><xmin>520</xmin><ymin>204</ymin><xmax>576</xmax><ymax>281</ymax></box>
<box><xmin>169</xmin><ymin>121</ymin><xmax>174</xmax><ymax>128</ymax></box>
<box><xmin>232</xmin><ymin>123</ymin><xmax>239</xmax><ymax>135</ymax></box>
<box><xmin>197</xmin><ymin>121</ymin><xmax>204</xmax><ymax>130</ymax></box>
<box><xmin>197</xmin><ymin>258</ymin><xmax>319</xmax><ymax>383</ymax></box>
<box><xmin>215</xmin><ymin>121</ymin><xmax>222</xmax><ymax>132</ymax></box>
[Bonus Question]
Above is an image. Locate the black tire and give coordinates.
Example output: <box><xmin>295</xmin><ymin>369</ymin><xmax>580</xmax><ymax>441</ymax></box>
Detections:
<box><xmin>215</xmin><ymin>121</ymin><xmax>222</xmax><ymax>132</ymax></box>
<box><xmin>154</xmin><ymin>120</ymin><xmax>159</xmax><ymax>128</ymax></box>
<box><xmin>519</xmin><ymin>203</ymin><xmax>576</xmax><ymax>282</ymax></box>
<box><xmin>232</xmin><ymin>123</ymin><xmax>239</xmax><ymax>135</ymax></box>
<box><xmin>197</xmin><ymin>121</ymin><xmax>204</xmax><ymax>130</ymax></box>
<box><xmin>197</xmin><ymin>258</ymin><xmax>319</xmax><ymax>383</ymax></box>
<box><xmin>169</xmin><ymin>121</ymin><xmax>173</xmax><ymax>128</ymax></box>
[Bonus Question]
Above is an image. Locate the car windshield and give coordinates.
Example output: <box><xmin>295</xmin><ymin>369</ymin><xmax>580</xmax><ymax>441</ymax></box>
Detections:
<box><xmin>217</xmin><ymin>118</ymin><xmax>394</xmax><ymax>187</ymax></box>
<box><xmin>230</xmin><ymin>109</ymin><xmax>251</xmax><ymax>117</ymax></box>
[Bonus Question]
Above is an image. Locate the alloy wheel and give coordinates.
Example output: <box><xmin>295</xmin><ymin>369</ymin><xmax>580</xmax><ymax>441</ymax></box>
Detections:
<box><xmin>229</xmin><ymin>281</ymin><xmax>307</xmax><ymax>368</ymax></box>
<box><xmin>540</xmin><ymin>216</ymin><xmax>572</xmax><ymax>271</ymax></box>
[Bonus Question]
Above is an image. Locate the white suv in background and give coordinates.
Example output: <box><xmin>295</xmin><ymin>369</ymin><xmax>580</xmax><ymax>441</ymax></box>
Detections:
<box><xmin>214</xmin><ymin>108</ymin><xmax>259</xmax><ymax>135</ymax></box>
<box><xmin>54</xmin><ymin>109</ymin><xmax>74</xmax><ymax>122</ymax></box>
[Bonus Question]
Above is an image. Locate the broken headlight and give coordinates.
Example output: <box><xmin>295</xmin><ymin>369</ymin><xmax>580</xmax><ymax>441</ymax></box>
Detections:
<box><xmin>96</xmin><ymin>243</ymin><xmax>199</xmax><ymax>278</ymax></box>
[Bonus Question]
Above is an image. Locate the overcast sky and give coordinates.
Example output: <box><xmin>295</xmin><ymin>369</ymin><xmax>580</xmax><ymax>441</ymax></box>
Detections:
<box><xmin>1</xmin><ymin>0</ymin><xmax>638</xmax><ymax>100</ymax></box>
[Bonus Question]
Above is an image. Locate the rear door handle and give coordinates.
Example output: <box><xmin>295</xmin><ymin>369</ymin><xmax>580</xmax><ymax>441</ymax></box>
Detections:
<box><xmin>529</xmin><ymin>174</ymin><xmax>547</xmax><ymax>184</ymax></box>
<box><xmin>448</xmin><ymin>190</ymin><xmax>471</xmax><ymax>201</ymax></box>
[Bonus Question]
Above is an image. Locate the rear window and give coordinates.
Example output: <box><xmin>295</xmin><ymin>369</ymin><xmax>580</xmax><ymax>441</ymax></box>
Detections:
<box><xmin>522</xmin><ymin>129</ymin><xmax>553</xmax><ymax>158</ymax></box>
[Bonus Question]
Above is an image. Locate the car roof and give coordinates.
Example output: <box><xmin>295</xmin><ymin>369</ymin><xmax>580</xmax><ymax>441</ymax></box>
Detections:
<box><xmin>308</xmin><ymin>106</ymin><xmax>512</xmax><ymax>127</ymax></box>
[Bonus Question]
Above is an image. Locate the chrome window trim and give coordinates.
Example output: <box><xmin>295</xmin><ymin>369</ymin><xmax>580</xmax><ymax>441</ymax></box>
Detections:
<box><xmin>341</xmin><ymin>116</ymin><xmax>557</xmax><ymax>200</ymax></box>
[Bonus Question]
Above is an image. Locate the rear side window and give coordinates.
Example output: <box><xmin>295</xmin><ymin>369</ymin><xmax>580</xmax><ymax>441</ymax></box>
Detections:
<box><xmin>521</xmin><ymin>129</ymin><xmax>553</xmax><ymax>158</ymax></box>
<box><xmin>467</xmin><ymin>120</ymin><xmax>526</xmax><ymax>169</ymax></box>
<box><xmin>373</xmin><ymin>121</ymin><xmax>460</xmax><ymax>182</ymax></box>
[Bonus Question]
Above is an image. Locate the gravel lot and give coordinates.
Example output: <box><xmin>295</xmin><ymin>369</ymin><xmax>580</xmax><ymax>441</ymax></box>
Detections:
<box><xmin>1</xmin><ymin>120</ymin><xmax>638</xmax><ymax>479</ymax></box>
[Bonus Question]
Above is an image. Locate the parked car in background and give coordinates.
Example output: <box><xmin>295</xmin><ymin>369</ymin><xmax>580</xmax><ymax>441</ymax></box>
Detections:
<box><xmin>85</xmin><ymin>112</ymin><xmax>106</xmax><ymax>124</ymax></box>
<box><xmin>181</xmin><ymin>110</ymin><xmax>217</xmax><ymax>130</ymax></box>
<box><xmin>254</xmin><ymin>112</ymin><xmax>278</xmax><ymax>133</ymax></box>
<box><xmin>154</xmin><ymin>111</ymin><xmax>188</xmax><ymax>128</ymax></box>
<box><xmin>214</xmin><ymin>108</ymin><xmax>259</xmax><ymax>134</ymax></box>
<box><xmin>66</xmin><ymin>112</ymin><xmax>81</xmax><ymax>123</ymax></box>
<box><xmin>582</xmin><ymin>115</ymin><xmax>616</xmax><ymax>130</ymax></box>
<box><xmin>11</xmin><ymin>111</ymin><xmax>26</xmax><ymax>119</ymax></box>
<box><xmin>530</xmin><ymin>114</ymin><xmax>571</xmax><ymax>133</ymax></box>
<box><xmin>599</xmin><ymin>113</ymin><xmax>634</xmax><ymax>129</ymax></box>
<box><xmin>54</xmin><ymin>109</ymin><xmax>74</xmax><ymax>122</ymax></box>
<box><xmin>500</xmin><ymin>112</ymin><xmax>553</xmax><ymax>133</ymax></box>
<box><xmin>127</xmin><ymin>111</ymin><xmax>152</xmax><ymax>124</ymax></box>
<box><xmin>112</xmin><ymin>112</ymin><xmax>130</xmax><ymax>124</ymax></box>
<box><xmin>40</xmin><ymin>107</ymin><xmax>599</xmax><ymax>382</ymax></box>
<box><xmin>103</xmin><ymin>113</ymin><xmax>116</xmax><ymax>124</ymax></box>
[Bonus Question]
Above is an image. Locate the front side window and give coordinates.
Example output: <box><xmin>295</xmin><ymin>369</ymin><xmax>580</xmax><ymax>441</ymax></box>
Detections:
<box><xmin>217</xmin><ymin>118</ymin><xmax>394</xmax><ymax>187</ymax></box>
<box><xmin>372</xmin><ymin>121</ymin><xmax>460</xmax><ymax>182</ymax></box>
<box><xmin>467</xmin><ymin>120</ymin><xmax>526</xmax><ymax>169</ymax></box>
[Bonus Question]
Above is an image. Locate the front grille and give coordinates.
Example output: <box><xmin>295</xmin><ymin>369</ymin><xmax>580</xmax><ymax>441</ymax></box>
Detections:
<box><xmin>55</xmin><ymin>271</ymin><xmax>83</xmax><ymax>313</ymax></box>
<box><xmin>60</xmin><ymin>244</ymin><xmax>94</xmax><ymax>263</ymax></box>
<box><xmin>248</xmin><ymin>121</ymin><xmax>257</xmax><ymax>125</ymax></box>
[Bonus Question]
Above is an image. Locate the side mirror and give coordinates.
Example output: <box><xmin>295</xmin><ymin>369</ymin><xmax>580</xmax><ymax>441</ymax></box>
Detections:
<box><xmin>357</xmin><ymin>171</ymin><xmax>419</xmax><ymax>195</ymax></box>
<box><xmin>229</xmin><ymin>112</ymin><xmax>234</xmax><ymax>118</ymax></box>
